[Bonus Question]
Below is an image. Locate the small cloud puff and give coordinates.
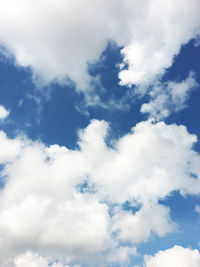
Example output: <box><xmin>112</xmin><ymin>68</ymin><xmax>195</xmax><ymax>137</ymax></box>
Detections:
<box><xmin>0</xmin><ymin>105</ymin><xmax>9</xmax><ymax>120</ymax></box>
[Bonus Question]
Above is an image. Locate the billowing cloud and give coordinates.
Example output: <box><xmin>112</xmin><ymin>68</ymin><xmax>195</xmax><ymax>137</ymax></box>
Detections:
<box><xmin>0</xmin><ymin>1</ymin><xmax>199</xmax><ymax>266</ymax></box>
<box><xmin>0</xmin><ymin>131</ymin><xmax>21</xmax><ymax>163</ymax></box>
<box><xmin>112</xmin><ymin>203</ymin><xmax>176</xmax><ymax>244</ymax></box>
<box><xmin>0</xmin><ymin>0</ymin><xmax>199</xmax><ymax>92</ymax></box>
<box><xmin>118</xmin><ymin>0</ymin><xmax>200</xmax><ymax>88</ymax></box>
<box><xmin>0</xmin><ymin>0</ymin><xmax>137</xmax><ymax>90</ymax></box>
<box><xmin>0</xmin><ymin>120</ymin><xmax>200</xmax><ymax>265</ymax></box>
<box><xmin>143</xmin><ymin>246</ymin><xmax>200</xmax><ymax>267</ymax></box>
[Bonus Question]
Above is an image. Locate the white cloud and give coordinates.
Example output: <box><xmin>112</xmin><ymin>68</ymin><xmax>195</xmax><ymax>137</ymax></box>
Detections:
<box><xmin>0</xmin><ymin>251</ymin><xmax>69</xmax><ymax>267</ymax></box>
<box><xmin>0</xmin><ymin>0</ymin><xmax>138</xmax><ymax>90</ymax></box>
<box><xmin>0</xmin><ymin>105</ymin><xmax>9</xmax><ymax>120</ymax></box>
<box><xmin>112</xmin><ymin>203</ymin><xmax>176</xmax><ymax>243</ymax></box>
<box><xmin>106</xmin><ymin>246</ymin><xmax>137</xmax><ymax>264</ymax></box>
<box><xmin>144</xmin><ymin>246</ymin><xmax>200</xmax><ymax>267</ymax></box>
<box><xmin>141</xmin><ymin>72</ymin><xmax>198</xmax><ymax>120</ymax></box>
<box><xmin>14</xmin><ymin>251</ymin><xmax>49</xmax><ymax>267</ymax></box>
<box><xmin>0</xmin><ymin>0</ymin><xmax>199</xmax><ymax>92</ymax></box>
<box><xmin>0</xmin><ymin>131</ymin><xmax>22</xmax><ymax>164</ymax></box>
<box><xmin>118</xmin><ymin>0</ymin><xmax>200</xmax><ymax>88</ymax></box>
<box><xmin>81</xmin><ymin>120</ymin><xmax>200</xmax><ymax>204</ymax></box>
<box><xmin>0</xmin><ymin>120</ymin><xmax>200</xmax><ymax>265</ymax></box>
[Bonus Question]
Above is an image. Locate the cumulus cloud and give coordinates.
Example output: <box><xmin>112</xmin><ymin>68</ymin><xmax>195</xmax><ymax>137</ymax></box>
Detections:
<box><xmin>0</xmin><ymin>120</ymin><xmax>200</xmax><ymax>265</ymax></box>
<box><xmin>0</xmin><ymin>105</ymin><xmax>9</xmax><ymax>120</ymax></box>
<box><xmin>118</xmin><ymin>0</ymin><xmax>200</xmax><ymax>88</ymax></box>
<box><xmin>0</xmin><ymin>131</ymin><xmax>21</xmax><ymax>163</ymax></box>
<box><xmin>143</xmin><ymin>246</ymin><xmax>200</xmax><ymax>267</ymax></box>
<box><xmin>0</xmin><ymin>0</ymin><xmax>199</xmax><ymax>93</ymax></box>
<box><xmin>0</xmin><ymin>0</ymin><xmax>137</xmax><ymax>90</ymax></box>
<box><xmin>112</xmin><ymin>203</ymin><xmax>176</xmax><ymax>243</ymax></box>
<box><xmin>141</xmin><ymin>72</ymin><xmax>198</xmax><ymax>120</ymax></box>
<box><xmin>0</xmin><ymin>251</ymin><xmax>69</xmax><ymax>267</ymax></box>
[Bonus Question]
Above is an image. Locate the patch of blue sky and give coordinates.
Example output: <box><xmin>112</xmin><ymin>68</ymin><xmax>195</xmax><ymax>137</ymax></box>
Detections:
<box><xmin>87</xmin><ymin>42</ymin><xmax>147</xmax><ymax>139</ymax></box>
<box><xmin>76</xmin><ymin>180</ymin><xmax>97</xmax><ymax>194</ymax></box>
<box><xmin>1</xmin><ymin>39</ymin><xmax>200</xmax><ymax>149</ymax></box>
<box><xmin>0</xmin><ymin>40</ymin><xmax>148</xmax><ymax>148</ymax></box>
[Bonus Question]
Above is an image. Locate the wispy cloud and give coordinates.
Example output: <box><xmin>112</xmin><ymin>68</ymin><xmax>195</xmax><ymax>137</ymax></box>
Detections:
<box><xmin>141</xmin><ymin>72</ymin><xmax>198</xmax><ymax>120</ymax></box>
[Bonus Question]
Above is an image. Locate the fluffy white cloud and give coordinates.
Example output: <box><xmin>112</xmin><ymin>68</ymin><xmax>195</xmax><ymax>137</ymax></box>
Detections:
<box><xmin>118</xmin><ymin>0</ymin><xmax>200</xmax><ymax>88</ymax></box>
<box><xmin>112</xmin><ymin>203</ymin><xmax>176</xmax><ymax>243</ymax></box>
<box><xmin>143</xmin><ymin>246</ymin><xmax>200</xmax><ymax>267</ymax></box>
<box><xmin>0</xmin><ymin>0</ymin><xmax>199</xmax><ymax>92</ymax></box>
<box><xmin>81</xmin><ymin>120</ymin><xmax>200</xmax><ymax>204</ymax></box>
<box><xmin>0</xmin><ymin>105</ymin><xmax>9</xmax><ymax>120</ymax></box>
<box><xmin>0</xmin><ymin>131</ymin><xmax>21</xmax><ymax>163</ymax></box>
<box><xmin>0</xmin><ymin>120</ymin><xmax>200</xmax><ymax>265</ymax></box>
<box><xmin>0</xmin><ymin>0</ymin><xmax>137</xmax><ymax>90</ymax></box>
<box><xmin>141</xmin><ymin>72</ymin><xmax>198</xmax><ymax>120</ymax></box>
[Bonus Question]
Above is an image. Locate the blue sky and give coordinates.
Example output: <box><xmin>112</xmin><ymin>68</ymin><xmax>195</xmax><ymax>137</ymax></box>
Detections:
<box><xmin>0</xmin><ymin>1</ymin><xmax>200</xmax><ymax>267</ymax></box>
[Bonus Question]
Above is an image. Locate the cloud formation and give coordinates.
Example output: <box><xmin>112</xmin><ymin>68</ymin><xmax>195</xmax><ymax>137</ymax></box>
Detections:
<box><xmin>0</xmin><ymin>120</ymin><xmax>200</xmax><ymax>265</ymax></box>
<box><xmin>143</xmin><ymin>246</ymin><xmax>200</xmax><ymax>267</ymax></box>
<box><xmin>141</xmin><ymin>72</ymin><xmax>198</xmax><ymax>120</ymax></box>
<box><xmin>118</xmin><ymin>0</ymin><xmax>200</xmax><ymax>88</ymax></box>
<box><xmin>0</xmin><ymin>1</ymin><xmax>199</xmax><ymax>266</ymax></box>
<box><xmin>0</xmin><ymin>0</ymin><xmax>199</xmax><ymax>92</ymax></box>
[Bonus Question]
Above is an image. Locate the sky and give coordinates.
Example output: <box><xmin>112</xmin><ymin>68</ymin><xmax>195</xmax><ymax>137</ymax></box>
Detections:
<box><xmin>0</xmin><ymin>0</ymin><xmax>200</xmax><ymax>266</ymax></box>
